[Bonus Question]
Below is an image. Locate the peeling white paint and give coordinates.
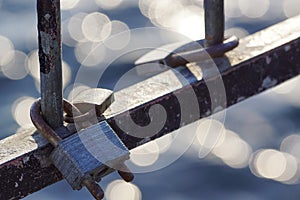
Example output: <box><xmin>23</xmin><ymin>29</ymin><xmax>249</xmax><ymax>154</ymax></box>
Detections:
<box><xmin>284</xmin><ymin>45</ymin><xmax>291</xmax><ymax>52</ymax></box>
<box><xmin>15</xmin><ymin>182</ymin><xmax>18</xmax><ymax>188</ymax></box>
<box><xmin>44</xmin><ymin>14</ymin><xmax>51</xmax><ymax>21</ymax></box>
<box><xmin>213</xmin><ymin>106</ymin><xmax>223</xmax><ymax>113</ymax></box>
<box><xmin>40</xmin><ymin>31</ymin><xmax>51</xmax><ymax>54</ymax></box>
<box><xmin>262</xmin><ymin>76</ymin><xmax>278</xmax><ymax>89</ymax></box>
<box><xmin>19</xmin><ymin>174</ymin><xmax>24</xmax><ymax>182</ymax></box>
<box><xmin>135</xmin><ymin>137</ymin><xmax>151</xmax><ymax>147</ymax></box>
<box><xmin>266</xmin><ymin>56</ymin><xmax>272</xmax><ymax>64</ymax></box>
<box><xmin>205</xmin><ymin>110</ymin><xmax>211</xmax><ymax>116</ymax></box>
<box><xmin>23</xmin><ymin>156</ymin><xmax>29</xmax><ymax>164</ymax></box>
<box><xmin>237</xmin><ymin>96</ymin><xmax>246</xmax><ymax>102</ymax></box>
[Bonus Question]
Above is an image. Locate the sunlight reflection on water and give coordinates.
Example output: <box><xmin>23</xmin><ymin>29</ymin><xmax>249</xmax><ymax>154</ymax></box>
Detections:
<box><xmin>1</xmin><ymin>0</ymin><xmax>300</xmax><ymax>199</ymax></box>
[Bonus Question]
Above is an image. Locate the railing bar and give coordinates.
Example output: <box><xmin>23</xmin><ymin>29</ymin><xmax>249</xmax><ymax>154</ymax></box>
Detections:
<box><xmin>204</xmin><ymin>0</ymin><xmax>224</xmax><ymax>47</ymax></box>
<box><xmin>1</xmin><ymin>14</ymin><xmax>300</xmax><ymax>200</ymax></box>
<box><xmin>37</xmin><ymin>0</ymin><xmax>63</xmax><ymax>130</ymax></box>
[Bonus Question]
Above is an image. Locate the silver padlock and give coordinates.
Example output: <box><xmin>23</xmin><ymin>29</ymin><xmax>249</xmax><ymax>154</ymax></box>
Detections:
<box><xmin>50</xmin><ymin>121</ymin><xmax>130</xmax><ymax>190</ymax></box>
<box><xmin>31</xmin><ymin>89</ymin><xmax>134</xmax><ymax>200</ymax></box>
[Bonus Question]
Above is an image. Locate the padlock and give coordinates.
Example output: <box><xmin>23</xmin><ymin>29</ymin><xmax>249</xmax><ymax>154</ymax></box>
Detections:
<box><xmin>30</xmin><ymin>89</ymin><xmax>134</xmax><ymax>200</ymax></box>
<box><xmin>50</xmin><ymin>121</ymin><xmax>130</xmax><ymax>190</ymax></box>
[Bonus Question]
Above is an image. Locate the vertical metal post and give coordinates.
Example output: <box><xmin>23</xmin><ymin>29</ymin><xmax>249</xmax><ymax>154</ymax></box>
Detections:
<box><xmin>37</xmin><ymin>0</ymin><xmax>63</xmax><ymax>130</ymax></box>
<box><xmin>204</xmin><ymin>0</ymin><xmax>224</xmax><ymax>47</ymax></box>
<box><xmin>36</xmin><ymin>2</ymin><xmax>105</xmax><ymax>198</ymax></box>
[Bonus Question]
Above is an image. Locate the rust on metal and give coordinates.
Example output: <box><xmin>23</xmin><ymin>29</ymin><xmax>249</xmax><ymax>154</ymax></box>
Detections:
<box><xmin>37</xmin><ymin>0</ymin><xmax>60</xmax><ymax>74</ymax></box>
<box><xmin>135</xmin><ymin>36</ymin><xmax>239</xmax><ymax>69</ymax></box>
<box><xmin>117</xmin><ymin>164</ymin><xmax>135</xmax><ymax>182</ymax></box>
<box><xmin>83</xmin><ymin>179</ymin><xmax>104</xmax><ymax>200</ymax></box>
<box><xmin>64</xmin><ymin>88</ymin><xmax>114</xmax><ymax>123</ymax></box>
<box><xmin>165</xmin><ymin>36</ymin><xmax>239</xmax><ymax>67</ymax></box>
<box><xmin>30</xmin><ymin>99</ymin><xmax>108</xmax><ymax>199</ymax></box>
<box><xmin>37</xmin><ymin>0</ymin><xmax>63</xmax><ymax>130</ymax></box>
<box><xmin>30</xmin><ymin>99</ymin><xmax>83</xmax><ymax>146</ymax></box>
<box><xmin>30</xmin><ymin>99</ymin><xmax>62</xmax><ymax>147</ymax></box>
<box><xmin>204</xmin><ymin>0</ymin><xmax>224</xmax><ymax>47</ymax></box>
<box><xmin>0</xmin><ymin>128</ymin><xmax>62</xmax><ymax>200</ymax></box>
<box><xmin>1</xmin><ymin>15</ymin><xmax>300</xmax><ymax>199</ymax></box>
<box><xmin>72</xmin><ymin>88</ymin><xmax>114</xmax><ymax>116</ymax></box>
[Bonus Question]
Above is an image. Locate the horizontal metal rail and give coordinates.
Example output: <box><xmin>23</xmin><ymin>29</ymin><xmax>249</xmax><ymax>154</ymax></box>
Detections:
<box><xmin>1</xmin><ymin>15</ymin><xmax>300</xmax><ymax>199</ymax></box>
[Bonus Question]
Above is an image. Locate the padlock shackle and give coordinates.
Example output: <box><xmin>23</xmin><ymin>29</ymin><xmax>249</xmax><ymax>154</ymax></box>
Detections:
<box><xmin>30</xmin><ymin>99</ymin><xmax>83</xmax><ymax>147</ymax></box>
<box><xmin>30</xmin><ymin>99</ymin><xmax>62</xmax><ymax>147</ymax></box>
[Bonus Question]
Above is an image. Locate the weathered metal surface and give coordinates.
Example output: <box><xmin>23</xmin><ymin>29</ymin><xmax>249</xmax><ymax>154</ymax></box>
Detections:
<box><xmin>30</xmin><ymin>99</ymin><xmax>84</xmax><ymax>147</ymax></box>
<box><xmin>51</xmin><ymin>121</ymin><xmax>129</xmax><ymax>190</ymax></box>
<box><xmin>1</xmin><ymin>15</ymin><xmax>300</xmax><ymax>199</ymax></box>
<box><xmin>0</xmin><ymin>128</ymin><xmax>61</xmax><ymax>200</ymax></box>
<box><xmin>30</xmin><ymin>99</ymin><xmax>114</xmax><ymax>200</ymax></box>
<box><xmin>30</xmin><ymin>100</ymin><xmax>63</xmax><ymax>147</ymax></box>
<box><xmin>37</xmin><ymin>0</ymin><xmax>63</xmax><ymax>130</ymax></box>
<box><xmin>135</xmin><ymin>36</ymin><xmax>239</xmax><ymax>69</ymax></box>
<box><xmin>106</xmin><ymin>16</ymin><xmax>300</xmax><ymax>150</ymax></box>
<box><xmin>71</xmin><ymin>88</ymin><xmax>114</xmax><ymax>118</ymax></box>
<box><xmin>204</xmin><ymin>0</ymin><xmax>224</xmax><ymax>47</ymax></box>
<box><xmin>166</xmin><ymin>36</ymin><xmax>239</xmax><ymax>67</ymax></box>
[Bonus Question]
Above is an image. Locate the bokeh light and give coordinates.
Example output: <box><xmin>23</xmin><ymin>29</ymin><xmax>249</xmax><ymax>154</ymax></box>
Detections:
<box><xmin>27</xmin><ymin>49</ymin><xmax>71</xmax><ymax>90</ymax></box>
<box><xmin>12</xmin><ymin>96</ymin><xmax>35</xmax><ymax>128</ymax></box>
<box><xmin>251</xmin><ymin>149</ymin><xmax>300</xmax><ymax>184</ymax></box>
<box><xmin>82</xmin><ymin>12</ymin><xmax>111</xmax><ymax>42</ymax></box>
<box><xmin>147</xmin><ymin>0</ymin><xmax>183</xmax><ymax>27</ymax></box>
<box><xmin>0</xmin><ymin>35</ymin><xmax>15</xmax><ymax>68</ymax></box>
<box><xmin>238</xmin><ymin>0</ymin><xmax>270</xmax><ymax>18</ymax></box>
<box><xmin>171</xmin><ymin>6</ymin><xmax>204</xmax><ymax>40</ymax></box>
<box><xmin>196</xmin><ymin>119</ymin><xmax>226</xmax><ymax>151</ymax></box>
<box><xmin>225</xmin><ymin>0</ymin><xmax>242</xmax><ymax>18</ymax></box>
<box><xmin>130</xmin><ymin>141</ymin><xmax>160</xmax><ymax>167</ymax></box>
<box><xmin>139</xmin><ymin>0</ymin><xmax>204</xmax><ymax>40</ymax></box>
<box><xmin>95</xmin><ymin>0</ymin><xmax>123</xmax><ymax>10</ymax></box>
<box><xmin>106</xmin><ymin>180</ymin><xmax>141</xmax><ymax>200</ymax></box>
<box><xmin>61</xmin><ymin>0</ymin><xmax>80</xmax><ymax>10</ymax></box>
<box><xmin>253</xmin><ymin>149</ymin><xmax>287</xmax><ymax>179</ymax></box>
<box><xmin>62</xmin><ymin>19</ymin><xmax>78</xmax><ymax>47</ymax></box>
<box><xmin>274</xmin><ymin>153</ymin><xmax>298</xmax><ymax>184</ymax></box>
<box><xmin>283</xmin><ymin>0</ymin><xmax>300</xmax><ymax>18</ymax></box>
<box><xmin>27</xmin><ymin>49</ymin><xmax>39</xmax><ymax>80</ymax></box>
<box><xmin>74</xmin><ymin>41</ymin><xmax>106</xmax><ymax>67</ymax></box>
<box><xmin>67</xmin><ymin>13</ymin><xmax>88</xmax><ymax>44</ymax></box>
<box><xmin>213</xmin><ymin>130</ymin><xmax>252</xmax><ymax>169</ymax></box>
<box><xmin>139</xmin><ymin>0</ymin><xmax>152</xmax><ymax>18</ymax></box>
<box><xmin>62</xmin><ymin>61</ymin><xmax>72</xmax><ymax>89</ymax></box>
<box><xmin>2</xmin><ymin>50</ymin><xmax>29</xmax><ymax>80</ymax></box>
<box><xmin>103</xmin><ymin>20</ymin><xmax>131</xmax><ymax>50</ymax></box>
<box><xmin>280</xmin><ymin>134</ymin><xmax>300</xmax><ymax>159</ymax></box>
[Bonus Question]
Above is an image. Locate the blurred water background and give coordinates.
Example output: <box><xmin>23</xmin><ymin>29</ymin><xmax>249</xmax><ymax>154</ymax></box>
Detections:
<box><xmin>1</xmin><ymin>0</ymin><xmax>300</xmax><ymax>199</ymax></box>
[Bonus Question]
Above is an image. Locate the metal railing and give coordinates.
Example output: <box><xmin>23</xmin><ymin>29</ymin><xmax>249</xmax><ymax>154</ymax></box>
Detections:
<box><xmin>1</xmin><ymin>0</ymin><xmax>300</xmax><ymax>199</ymax></box>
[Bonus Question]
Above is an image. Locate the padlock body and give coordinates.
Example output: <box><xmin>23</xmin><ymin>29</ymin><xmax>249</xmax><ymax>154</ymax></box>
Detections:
<box><xmin>50</xmin><ymin>121</ymin><xmax>129</xmax><ymax>190</ymax></box>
